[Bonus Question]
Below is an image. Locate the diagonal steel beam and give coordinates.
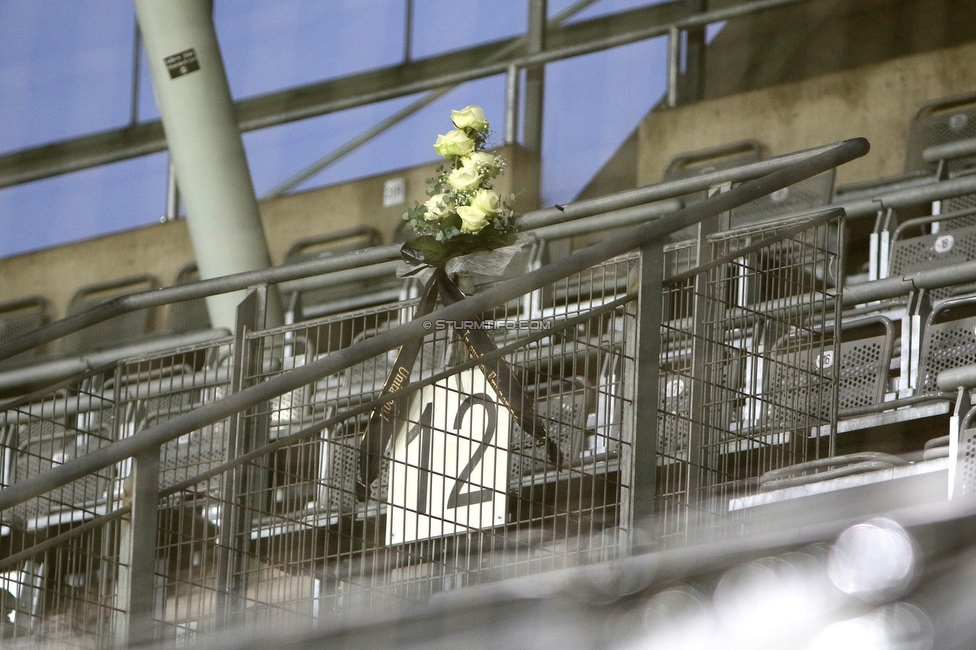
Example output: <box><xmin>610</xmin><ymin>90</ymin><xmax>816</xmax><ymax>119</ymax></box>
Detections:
<box><xmin>0</xmin><ymin>0</ymin><xmax>701</xmax><ymax>190</ymax></box>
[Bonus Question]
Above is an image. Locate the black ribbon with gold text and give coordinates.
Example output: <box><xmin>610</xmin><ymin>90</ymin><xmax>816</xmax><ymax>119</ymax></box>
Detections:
<box><xmin>356</xmin><ymin>271</ymin><xmax>561</xmax><ymax>500</ymax></box>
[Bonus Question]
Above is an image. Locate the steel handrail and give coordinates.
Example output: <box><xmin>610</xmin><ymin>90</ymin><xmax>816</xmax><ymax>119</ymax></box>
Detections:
<box><xmin>0</xmin><ymin>137</ymin><xmax>869</xmax><ymax>512</ymax></box>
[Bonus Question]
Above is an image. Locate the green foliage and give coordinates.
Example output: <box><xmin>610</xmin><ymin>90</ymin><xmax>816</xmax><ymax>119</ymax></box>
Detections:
<box><xmin>401</xmin><ymin>107</ymin><xmax>519</xmax><ymax>269</ymax></box>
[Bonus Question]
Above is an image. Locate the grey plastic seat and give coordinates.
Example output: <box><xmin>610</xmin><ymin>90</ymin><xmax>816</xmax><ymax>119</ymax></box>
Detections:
<box><xmin>888</xmin><ymin>211</ymin><xmax>976</xmax><ymax>304</ymax></box>
<box><xmin>905</xmin><ymin>92</ymin><xmax>976</xmax><ymax>229</ymax></box>
<box><xmin>282</xmin><ymin>226</ymin><xmax>392</xmax><ymax>319</ymax></box>
<box><xmin>163</xmin><ymin>264</ymin><xmax>211</xmax><ymax>334</ymax></box>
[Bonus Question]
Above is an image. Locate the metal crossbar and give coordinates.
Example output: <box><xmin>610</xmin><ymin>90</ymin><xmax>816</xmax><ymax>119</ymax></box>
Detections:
<box><xmin>0</xmin><ymin>140</ymin><xmax>861</xmax><ymax>365</ymax></box>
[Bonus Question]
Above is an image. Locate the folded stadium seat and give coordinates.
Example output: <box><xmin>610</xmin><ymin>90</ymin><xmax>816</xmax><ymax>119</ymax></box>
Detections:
<box><xmin>115</xmin><ymin>347</ymin><xmax>233</xmax><ymax>500</ymax></box>
<box><xmin>770</xmin><ymin>316</ymin><xmax>897</xmax><ymax>436</ymax></box>
<box><xmin>281</xmin><ymin>226</ymin><xmax>400</xmax><ymax>320</ymax></box>
<box><xmin>932</xmin><ymin>364</ymin><xmax>976</xmax><ymax>496</ymax></box>
<box><xmin>5</xmin><ymin>420</ymin><xmax>108</xmax><ymax>528</ymax></box>
<box><xmin>0</xmin><ymin>296</ymin><xmax>50</xmax><ymax>368</ymax></box>
<box><xmin>905</xmin><ymin>92</ymin><xmax>976</xmax><ymax>229</ymax></box>
<box><xmin>917</xmin><ymin>295</ymin><xmax>976</xmax><ymax>396</ymax></box>
<box><xmin>162</xmin><ymin>263</ymin><xmax>211</xmax><ymax>334</ymax></box>
<box><xmin>833</xmin><ymin>172</ymin><xmax>936</xmax><ymax>284</ymax></box>
<box><xmin>59</xmin><ymin>275</ymin><xmax>160</xmax><ymax>356</ymax></box>
<box><xmin>662</xmin><ymin>140</ymin><xmax>766</xmax><ymax>242</ymax></box>
<box><xmin>509</xmin><ymin>377</ymin><xmax>589</xmax><ymax>480</ymax></box>
<box><xmin>887</xmin><ymin>210</ymin><xmax>976</xmax><ymax>304</ymax></box>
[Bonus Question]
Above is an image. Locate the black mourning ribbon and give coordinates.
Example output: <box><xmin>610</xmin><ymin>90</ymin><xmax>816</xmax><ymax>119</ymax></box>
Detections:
<box><xmin>356</xmin><ymin>271</ymin><xmax>562</xmax><ymax>501</ymax></box>
<box><xmin>356</xmin><ymin>270</ymin><xmax>441</xmax><ymax>501</ymax></box>
<box><xmin>434</xmin><ymin>273</ymin><xmax>563</xmax><ymax>469</ymax></box>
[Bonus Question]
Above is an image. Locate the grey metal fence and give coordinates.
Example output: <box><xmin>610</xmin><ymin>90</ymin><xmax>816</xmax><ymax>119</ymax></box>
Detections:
<box><xmin>0</xmin><ymin>217</ymin><xmax>843</xmax><ymax>646</ymax></box>
<box><xmin>0</xmin><ymin>138</ymin><xmax>867</xmax><ymax>648</ymax></box>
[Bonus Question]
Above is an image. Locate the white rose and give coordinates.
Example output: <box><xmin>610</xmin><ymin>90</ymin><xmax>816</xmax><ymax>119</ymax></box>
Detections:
<box><xmin>433</xmin><ymin>129</ymin><xmax>475</xmax><ymax>158</ymax></box>
<box><xmin>447</xmin><ymin>161</ymin><xmax>482</xmax><ymax>192</ymax></box>
<box><xmin>452</xmin><ymin>105</ymin><xmax>488</xmax><ymax>133</ymax></box>
<box><xmin>424</xmin><ymin>193</ymin><xmax>449</xmax><ymax>220</ymax></box>
<box><xmin>458</xmin><ymin>205</ymin><xmax>490</xmax><ymax>233</ymax></box>
<box><xmin>470</xmin><ymin>188</ymin><xmax>500</xmax><ymax>215</ymax></box>
<box><xmin>464</xmin><ymin>151</ymin><xmax>498</xmax><ymax>172</ymax></box>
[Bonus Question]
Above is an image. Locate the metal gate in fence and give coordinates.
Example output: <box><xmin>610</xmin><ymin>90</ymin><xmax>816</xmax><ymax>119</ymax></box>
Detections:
<box><xmin>655</xmin><ymin>210</ymin><xmax>844</xmax><ymax>546</ymax></box>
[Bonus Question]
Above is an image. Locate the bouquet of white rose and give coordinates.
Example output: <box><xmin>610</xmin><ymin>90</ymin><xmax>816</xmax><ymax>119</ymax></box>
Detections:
<box><xmin>357</xmin><ymin>107</ymin><xmax>560</xmax><ymax>500</ymax></box>
<box><xmin>400</xmin><ymin>105</ymin><xmax>518</xmax><ymax>269</ymax></box>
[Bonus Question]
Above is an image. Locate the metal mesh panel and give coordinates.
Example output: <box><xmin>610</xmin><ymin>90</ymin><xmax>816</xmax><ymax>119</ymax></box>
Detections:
<box><xmin>0</xmin><ymin>337</ymin><xmax>234</xmax><ymax>648</ymax></box>
<box><xmin>119</xmin><ymin>340</ymin><xmax>235</xmax><ymax>642</ymax></box>
<box><xmin>655</xmin><ymin>213</ymin><xmax>843</xmax><ymax>548</ymax></box>
<box><xmin>0</xmin><ymin>209</ymin><xmax>845</xmax><ymax>644</ymax></box>
<box><xmin>1</xmin><ymin>370</ymin><xmax>127</xmax><ymax>648</ymax></box>
<box><xmin>136</xmin><ymin>254</ymin><xmax>640</xmax><ymax>633</ymax></box>
<box><xmin>2</xmin><ymin>376</ymin><xmax>117</xmax><ymax>533</ymax></box>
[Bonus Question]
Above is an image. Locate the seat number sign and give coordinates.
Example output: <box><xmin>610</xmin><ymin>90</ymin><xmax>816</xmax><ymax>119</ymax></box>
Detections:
<box><xmin>386</xmin><ymin>368</ymin><xmax>510</xmax><ymax>544</ymax></box>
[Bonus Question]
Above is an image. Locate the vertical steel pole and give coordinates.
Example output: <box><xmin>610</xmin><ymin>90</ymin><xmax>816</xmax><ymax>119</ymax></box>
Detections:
<box><xmin>682</xmin><ymin>191</ymin><xmax>723</xmax><ymax>542</ymax></box>
<box><xmin>666</xmin><ymin>25</ymin><xmax>680</xmax><ymax>108</ymax></box>
<box><xmin>120</xmin><ymin>448</ymin><xmax>160</xmax><ymax>647</ymax></box>
<box><xmin>133</xmin><ymin>0</ymin><xmax>283</xmax><ymax>330</ymax></box>
<box><xmin>523</xmin><ymin>0</ymin><xmax>547</xmax><ymax>154</ymax></box>
<box><xmin>215</xmin><ymin>287</ymin><xmax>268</xmax><ymax>630</ymax></box>
<box><xmin>129</xmin><ymin>19</ymin><xmax>142</xmax><ymax>126</ymax></box>
<box><xmin>627</xmin><ymin>242</ymin><xmax>665</xmax><ymax>549</ymax></box>
<box><xmin>505</xmin><ymin>64</ymin><xmax>521</xmax><ymax>146</ymax></box>
<box><xmin>403</xmin><ymin>0</ymin><xmax>414</xmax><ymax>62</ymax></box>
<box><xmin>682</xmin><ymin>0</ymin><xmax>707</xmax><ymax>104</ymax></box>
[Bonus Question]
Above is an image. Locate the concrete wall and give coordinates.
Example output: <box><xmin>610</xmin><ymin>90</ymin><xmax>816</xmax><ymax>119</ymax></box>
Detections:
<box><xmin>0</xmin><ymin>145</ymin><xmax>538</xmax><ymax>322</ymax></box>
<box><xmin>701</xmin><ymin>0</ymin><xmax>976</xmax><ymax>102</ymax></box>
<box><xmin>638</xmin><ymin>40</ymin><xmax>976</xmax><ymax>188</ymax></box>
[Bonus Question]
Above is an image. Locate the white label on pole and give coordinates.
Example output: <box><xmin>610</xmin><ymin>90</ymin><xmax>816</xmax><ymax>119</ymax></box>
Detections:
<box><xmin>383</xmin><ymin>177</ymin><xmax>406</xmax><ymax>207</ymax></box>
<box><xmin>386</xmin><ymin>367</ymin><xmax>510</xmax><ymax>545</ymax></box>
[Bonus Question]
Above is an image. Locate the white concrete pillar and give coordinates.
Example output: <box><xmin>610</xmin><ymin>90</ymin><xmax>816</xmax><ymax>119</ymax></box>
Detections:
<box><xmin>133</xmin><ymin>0</ymin><xmax>282</xmax><ymax>330</ymax></box>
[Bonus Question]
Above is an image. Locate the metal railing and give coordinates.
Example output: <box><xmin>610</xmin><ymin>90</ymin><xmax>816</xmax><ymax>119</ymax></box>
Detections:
<box><xmin>0</xmin><ymin>138</ymin><xmax>864</xmax><ymax>647</ymax></box>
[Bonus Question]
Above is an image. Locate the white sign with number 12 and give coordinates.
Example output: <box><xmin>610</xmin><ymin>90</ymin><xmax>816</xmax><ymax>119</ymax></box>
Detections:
<box><xmin>386</xmin><ymin>367</ymin><xmax>510</xmax><ymax>545</ymax></box>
